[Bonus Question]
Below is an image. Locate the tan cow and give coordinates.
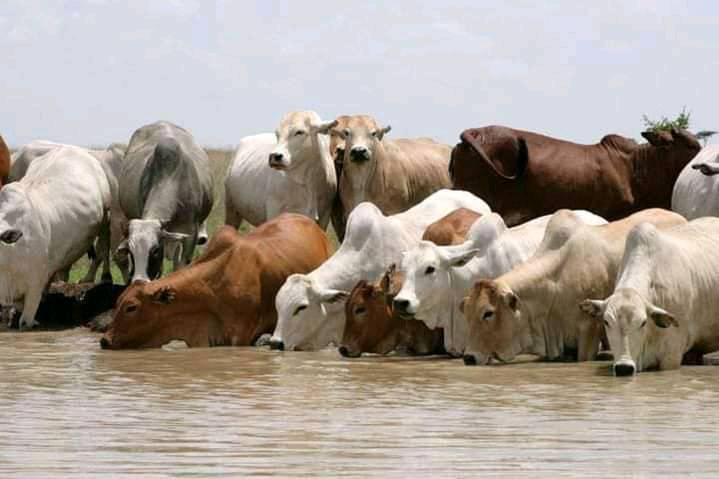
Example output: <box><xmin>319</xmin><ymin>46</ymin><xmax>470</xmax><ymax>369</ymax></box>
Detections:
<box><xmin>100</xmin><ymin>214</ymin><xmax>331</xmax><ymax>349</ymax></box>
<box><xmin>334</xmin><ymin>115</ymin><xmax>452</xmax><ymax>223</ymax></box>
<box><xmin>339</xmin><ymin>208</ymin><xmax>481</xmax><ymax>357</ymax></box>
<box><xmin>460</xmin><ymin>209</ymin><xmax>686</xmax><ymax>365</ymax></box>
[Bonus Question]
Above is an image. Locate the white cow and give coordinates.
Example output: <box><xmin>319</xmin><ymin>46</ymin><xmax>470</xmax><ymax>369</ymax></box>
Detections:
<box><xmin>224</xmin><ymin>111</ymin><xmax>338</xmax><ymax>228</ymax></box>
<box><xmin>10</xmin><ymin>140</ymin><xmax>126</xmax><ymax>282</ymax></box>
<box><xmin>580</xmin><ymin>218</ymin><xmax>719</xmax><ymax>375</ymax></box>
<box><xmin>393</xmin><ymin>210</ymin><xmax>607</xmax><ymax>356</ymax></box>
<box><xmin>269</xmin><ymin>189</ymin><xmax>491</xmax><ymax>351</ymax></box>
<box><xmin>0</xmin><ymin>146</ymin><xmax>111</xmax><ymax>329</ymax></box>
<box><xmin>671</xmin><ymin>145</ymin><xmax>719</xmax><ymax>219</ymax></box>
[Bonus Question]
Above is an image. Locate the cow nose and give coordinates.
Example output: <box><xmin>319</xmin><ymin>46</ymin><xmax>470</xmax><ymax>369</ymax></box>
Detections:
<box><xmin>393</xmin><ymin>298</ymin><xmax>410</xmax><ymax>313</ymax></box>
<box><xmin>350</xmin><ymin>147</ymin><xmax>370</xmax><ymax>162</ymax></box>
<box><xmin>463</xmin><ymin>354</ymin><xmax>478</xmax><ymax>366</ymax></box>
<box><xmin>613</xmin><ymin>359</ymin><xmax>636</xmax><ymax>376</ymax></box>
<box><xmin>268</xmin><ymin>152</ymin><xmax>284</xmax><ymax>165</ymax></box>
<box><xmin>269</xmin><ymin>338</ymin><xmax>284</xmax><ymax>351</ymax></box>
<box><xmin>99</xmin><ymin>337</ymin><xmax>111</xmax><ymax>350</ymax></box>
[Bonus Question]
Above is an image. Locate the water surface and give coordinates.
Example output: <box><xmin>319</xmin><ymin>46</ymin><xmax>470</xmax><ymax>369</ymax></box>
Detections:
<box><xmin>1</xmin><ymin>329</ymin><xmax>717</xmax><ymax>478</ymax></box>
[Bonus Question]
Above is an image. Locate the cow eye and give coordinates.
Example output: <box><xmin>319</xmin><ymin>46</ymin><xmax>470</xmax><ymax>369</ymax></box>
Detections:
<box><xmin>125</xmin><ymin>304</ymin><xmax>138</xmax><ymax>314</ymax></box>
<box><xmin>343</xmin><ymin>128</ymin><xmax>350</xmax><ymax>137</ymax></box>
<box><xmin>294</xmin><ymin>130</ymin><xmax>305</xmax><ymax>136</ymax></box>
<box><xmin>603</xmin><ymin>319</ymin><xmax>610</xmax><ymax>327</ymax></box>
<box><xmin>293</xmin><ymin>305</ymin><xmax>307</xmax><ymax>316</ymax></box>
<box><xmin>354</xmin><ymin>306</ymin><xmax>367</xmax><ymax>316</ymax></box>
<box><xmin>425</xmin><ymin>266</ymin><xmax>436</xmax><ymax>275</ymax></box>
<box><xmin>482</xmin><ymin>310</ymin><xmax>494</xmax><ymax>321</ymax></box>
<box><xmin>640</xmin><ymin>320</ymin><xmax>647</xmax><ymax>328</ymax></box>
<box><xmin>371</xmin><ymin>130</ymin><xmax>378</xmax><ymax>137</ymax></box>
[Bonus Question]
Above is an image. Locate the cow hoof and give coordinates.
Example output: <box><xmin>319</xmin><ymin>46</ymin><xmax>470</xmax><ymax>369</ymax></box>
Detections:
<box><xmin>254</xmin><ymin>334</ymin><xmax>272</xmax><ymax>347</ymax></box>
<box><xmin>19</xmin><ymin>318</ymin><xmax>38</xmax><ymax>331</ymax></box>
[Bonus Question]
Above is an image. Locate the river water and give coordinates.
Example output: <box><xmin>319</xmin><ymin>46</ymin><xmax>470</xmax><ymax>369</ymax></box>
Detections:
<box><xmin>0</xmin><ymin>328</ymin><xmax>717</xmax><ymax>478</ymax></box>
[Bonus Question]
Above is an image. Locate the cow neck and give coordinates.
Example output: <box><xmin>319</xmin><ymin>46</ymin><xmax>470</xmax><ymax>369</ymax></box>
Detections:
<box><xmin>502</xmin><ymin>253</ymin><xmax>558</xmax><ymax>357</ymax></box>
<box><xmin>631</xmin><ymin>143</ymin><xmax>693</xmax><ymax>208</ymax></box>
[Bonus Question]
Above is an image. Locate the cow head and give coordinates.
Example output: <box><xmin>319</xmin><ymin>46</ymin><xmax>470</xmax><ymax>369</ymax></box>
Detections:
<box><xmin>101</xmin><ymin>280</ymin><xmax>209</xmax><ymax>349</ymax></box>
<box><xmin>393</xmin><ymin>241</ymin><xmax>479</xmax><ymax>328</ymax></box>
<box><xmin>269</xmin><ymin>111</ymin><xmax>337</xmax><ymax>171</ymax></box>
<box><xmin>334</xmin><ymin>115</ymin><xmax>391</xmax><ymax>166</ymax></box>
<box><xmin>641</xmin><ymin>128</ymin><xmax>701</xmax><ymax>155</ymax></box>
<box><xmin>580</xmin><ymin>288</ymin><xmax>678</xmax><ymax>376</ymax></box>
<box><xmin>269</xmin><ymin>274</ymin><xmax>349</xmax><ymax>351</ymax></box>
<box><xmin>460</xmin><ymin>279</ymin><xmax>523</xmax><ymax>366</ymax></box>
<box><xmin>340</xmin><ymin>265</ymin><xmax>405</xmax><ymax>357</ymax></box>
<box><xmin>116</xmin><ymin>219</ymin><xmax>189</xmax><ymax>284</ymax></box>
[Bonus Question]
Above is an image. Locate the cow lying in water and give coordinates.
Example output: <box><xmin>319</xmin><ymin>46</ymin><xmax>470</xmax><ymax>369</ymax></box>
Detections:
<box><xmin>101</xmin><ymin>214</ymin><xmax>331</xmax><ymax>349</ymax></box>
<box><xmin>450</xmin><ymin>125</ymin><xmax>700</xmax><ymax>226</ymax></box>
<box><xmin>338</xmin><ymin>208</ymin><xmax>482</xmax><ymax>357</ymax></box>
<box><xmin>581</xmin><ymin>218</ymin><xmax>719</xmax><ymax>375</ymax></box>
<box><xmin>461</xmin><ymin>209</ymin><xmax>686</xmax><ymax>365</ymax></box>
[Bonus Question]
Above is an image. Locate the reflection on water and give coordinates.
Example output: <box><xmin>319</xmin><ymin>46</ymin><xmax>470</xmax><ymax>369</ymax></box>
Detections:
<box><xmin>0</xmin><ymin>328</ymin><xmax>718</xmax><ymax>478</ymax></box>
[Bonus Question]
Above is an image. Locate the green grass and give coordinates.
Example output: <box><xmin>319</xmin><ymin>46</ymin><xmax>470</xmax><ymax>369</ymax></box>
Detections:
<box><xmin>71</xmin><ymin>148</ymin><xmax>339</xmax><ymax>283</ymax></box>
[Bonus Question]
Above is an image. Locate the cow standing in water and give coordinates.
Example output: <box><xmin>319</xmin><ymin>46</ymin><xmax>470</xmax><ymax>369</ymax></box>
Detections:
<box><xmin>450</xmin><ymin>126</ymin><xmax>701</xmax><ymax>225</ymax></box>
<box><xmin>116</xmin><ymin>121</ymin><xmax>214</xmax><ymax>284</ymax></box>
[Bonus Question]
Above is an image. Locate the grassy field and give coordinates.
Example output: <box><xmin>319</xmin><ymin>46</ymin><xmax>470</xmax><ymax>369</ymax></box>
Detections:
<box><xmin>69</xmin><ymin>148</ymin><xmax>339</xmax><ymax>283</ymax></box>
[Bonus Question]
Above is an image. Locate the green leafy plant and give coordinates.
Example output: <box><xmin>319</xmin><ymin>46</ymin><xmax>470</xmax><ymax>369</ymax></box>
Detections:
<box><xmin>642</xmin><ymin>107</ymin><xmax>691</xmax><ymax>132</ymax></box>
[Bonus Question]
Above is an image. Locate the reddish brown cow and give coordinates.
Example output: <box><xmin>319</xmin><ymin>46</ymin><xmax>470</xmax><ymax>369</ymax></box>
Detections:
<box><xmin>0</xmin><ymin>135</ymin><xmax>10</xmax><ymax>187</ymax></box>
<box><xmin>450</xmin><ymin>125</ymin><xmax>701</xmax><ymax>226</ymax></box>
<box><xmin>101</xmin><ymin>214</ymin><xmax>331</xmax><ymax>349</ymax></box>
<box><xmin>339</xmin><ymin>208</ymin><xmax>481</xmax><ymax>357</ymax></box>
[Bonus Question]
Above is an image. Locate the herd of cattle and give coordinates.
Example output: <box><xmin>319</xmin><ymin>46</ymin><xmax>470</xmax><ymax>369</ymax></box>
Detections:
<box><xmin>3</xmin><ymin>111</ymin><xmax>719</xmax><ymax>376</ymax></box>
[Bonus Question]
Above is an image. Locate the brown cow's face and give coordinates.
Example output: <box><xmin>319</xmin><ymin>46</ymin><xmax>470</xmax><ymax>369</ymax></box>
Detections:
<box><xmin>461</xmin><ymin>280</ymin><xmax>522</xmax><ymax>366</ymax></box>
<box><xmin>337</xmin><ymin>115</ymin><xmax>391</xmax><ymax>167</ymax></box>
<box><xmin>340</xmin><ymin>268</ymin><xmax>404</xmax><ymax>357</ymax></box>
<box><xmin>101</xmin><ymin>282</ymin><xmax>209</xmax><ymax>350</ymax></box>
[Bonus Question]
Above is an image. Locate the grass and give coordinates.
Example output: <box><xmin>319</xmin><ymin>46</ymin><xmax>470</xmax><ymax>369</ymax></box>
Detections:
<box><xmin>69</xmin><ymin>148</ymin><xmax>339</xmax><ymax>283</ymax></box>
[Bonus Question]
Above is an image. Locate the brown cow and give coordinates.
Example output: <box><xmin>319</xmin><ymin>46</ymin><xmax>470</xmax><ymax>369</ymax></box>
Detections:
<box><xmin>450</xmin><ymin>125</ymin><xmax>701</xmax><ymax>226</ymax></box>
<box><xmin>100</xmin><ymin>214</ymin><xmax>331</xmax><ymax>349</ymax></box>
<box><xmin>0</xmin><ymin>135</ymin><xmax>10</xmax><ymax>187</ymax></box>
<box><xmin>339</xmin><ymin>208</ymin><xmax>481</xmax><ymax>357</ymax></box>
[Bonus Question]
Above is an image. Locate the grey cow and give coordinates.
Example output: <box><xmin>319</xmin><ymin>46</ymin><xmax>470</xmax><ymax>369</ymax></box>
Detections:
<box><xmin>116</xmin><ymin>121</ymin><xmax>214</xmax><ymax>284</ymax></box>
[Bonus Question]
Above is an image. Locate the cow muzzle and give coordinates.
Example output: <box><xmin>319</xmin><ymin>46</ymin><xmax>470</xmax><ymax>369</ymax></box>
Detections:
<box><xmin>613</xmin><ymin>358</ymin><xmax>637</xmax><ymax>376</ymax></box>
<box><xmin>268</xmin><ymin>152</ymin><xmax>288</xmax><ymax>170</ymax></box>
<box><xmin>338</xmin><ymin>345</ymin><xmax>361</xmax><ymax>358</ymax></box>
<box><xmin>100</xmin><ymin>336</ymin><xmax>112</xmax><ymax>350</ymax></box>
<box><xmin>269</xmin><ymin>338</ymin><xmax>285</xmax><ymax>351</ymax></box>
<box><xmin>349</xmin><ymin>147</ymin><xmax>370</xmax><ymax>163</ymax></box>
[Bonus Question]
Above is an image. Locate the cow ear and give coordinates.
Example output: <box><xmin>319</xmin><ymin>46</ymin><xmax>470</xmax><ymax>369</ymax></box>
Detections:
<box><xmin>648</xmin><ymin>304</ymin><xmax>678</xmax><ymax>328</ymax></box>
<box><xmin>317</xmin><ymin>288</ymin><xmax>350</xmax><ymax>304</ymax></box>
<box><xmin>311</xmin><ymin>119</ymin><xmax>339</xmax><ymax>135</ymax></box>
<box><xmin>579</xmin><ymin>299</ymin><xmax>606</xmax><ymax>319</ymax></box>
<box><xmin>376</xmin><ymin>125</ymin><xmax>392</xmax><ymax>141</ymax></box>
<box><xmin>161</xmin><ymin>230</ymin><xmax>190</xmax><ymax>242</ymax></box>
<box><xmin>380</xmin><ymin>263</ymin><xmax>396</xmax><ymax>293</ymax></box>
<box><xmin>641</xmin><ymin>130</ymin><xmax>673</xmax><ymax>147</ymax></box>
<box><xmin>444</xmin><ymin>248</ymin><xmax>480</xmax><ymax>268</ymax></box>
<box><xmin>152</xmin><ymin>287</ymin><xmax>176</xmax><ymax>305</ymax></box>
<box><xmin>0</xmin><ymin>229</ymin><xmax>23</xmax><ymax>244</ymax></box>
<box><xmin>502</xmin><ymin>290</ymin><xmax>519</xmax><ymax>313</ymax></box>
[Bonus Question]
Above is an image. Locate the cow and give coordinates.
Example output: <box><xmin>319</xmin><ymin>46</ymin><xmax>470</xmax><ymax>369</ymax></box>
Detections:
<box><xmin>269</xmin><ymin>189</ymin><xmax>491</xmax><ymax>352</ymax></box>
<box><xmin>101</xmin><ymin>214</ymin><xmax>330</xmax><ymax>349</ymax></box>
<box><xmin>450</xmin><ymin>125</ymin><xmax>701</xmax><ymax>226</ymax></box>
<box><xmin>0</xmin><ymin>146</ymin><xmax>112</xmax><ymax>329</ymax></box>
<box><xmin>224</xmin><ymin>111</ymin><xmax>338</xmax><ymax>230</ymax></box>
<box><xmin>394</xmin><ymin>210</ymin><xmax>607</xmax><ymax>356</ymax></box>
<box><xmin>334</xmin><ymin>115</ymin><xmax>452</xmax><ymax>223</ymax></box>
<box><xmin>671</xmin><ymin>145</ymin><xmax>719</xmax><ymax>219</ymax></box>
<box><xmin>580</xmin><ymin>218</ymin><xmax>719</xmax><ymax>375</ymax></box>
<box><xmin>0</xmin><ymin>135</ymin><xmax>9</xmax><ymax>187</ymax></box>
<box><xmin>116</xmin><ymin>121</ymin><xmax>214</xmax><ymax>284</ymax></box>
<box><xmin>460</xmin><ymin>209</ymin><xmax>686</xmax><ymax>365</ymax></box>
<box><xmin>10</xmin><ymin>140</ymin><xmax>127</xmax><ymax>282</ymax></box>
<box><xmin>338</xmin><ymin>209</ymin><xmax>481</xmax><ymax>358</ymax></box>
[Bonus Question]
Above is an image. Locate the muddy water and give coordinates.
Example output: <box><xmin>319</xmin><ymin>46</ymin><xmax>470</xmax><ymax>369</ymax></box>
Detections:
<box><xmin>0</xmin><ymin>329</ymin><xmax>718</xmax><ymax>478</ymax></box>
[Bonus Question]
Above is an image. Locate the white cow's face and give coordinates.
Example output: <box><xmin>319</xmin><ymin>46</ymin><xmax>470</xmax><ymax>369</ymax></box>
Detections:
<box><xmin>580</xmin><ymin>289</ymin><xmax>678</xmax><ymax>376</ymax></box>
<box><xmin>393</xmin><ymin>241</ymin><xmax>478</xmax><ymax>327</ymax></box>
<box><xmin>119</xmin><ymin>219</ymin><xmax>188</xmax><ymax>283</ymax></box>
<box><xmin>270</xmin><ymin>274</ymin><xmax>349</xmax><ymax>351</ymax></box>
<box><xmin>269</xmin><ymin>111</ymin><xmax>337</xmax><ymax>171</ymax></box>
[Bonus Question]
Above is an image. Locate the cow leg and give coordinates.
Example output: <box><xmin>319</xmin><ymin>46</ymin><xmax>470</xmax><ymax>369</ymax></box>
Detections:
<box><xmin>54</xmin><ymin>267</ymin><xmax>71</xmax><ymax>283</ymax></box>
<box><xmin>82</xmin><ymin>243</ymin><xmax>100</xmax><ymax>283</ymax></box>
<box><xmin>96</xmin><ymin>216</ymin><xmax>113</xmax><ymax>283</ymax></box>
<box><xmin>224</xmin><ymin>194</ymin><xmax>243</xmax><ymax>229</ymax></box>
<box><xmin>577</xmin><ymin>321</ymin><xmax>602</xmax><ymax>361</ymax></box>
<box><xmin>178</xmin><ymin>230</ymin><xmax>198</xmax><ymax>270</ymax></box>
<box><xmin>19</xmin><ymin>287</ymin><xmax>43</xmax><ymax>330</ymax></box>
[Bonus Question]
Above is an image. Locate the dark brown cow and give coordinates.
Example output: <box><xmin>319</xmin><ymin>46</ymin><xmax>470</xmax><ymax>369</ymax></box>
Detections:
<box><xmin>339</xmin><ymin>208</ymin><xmax>481</xmax><ymax>357</ymax></box>
<box><xmin>450</xmin><ymin>125</ymin><xmax>701</xmax><ymax>226</ymax></box>
<box><xmin>0</xmin><ymin>135</ymin><xmax>10</xmax><ymax>187</ymax></box>
<box><xmin>101</xmin><ymin>214</ymin><xmax>331</xmax><ymax>349</ymax></box>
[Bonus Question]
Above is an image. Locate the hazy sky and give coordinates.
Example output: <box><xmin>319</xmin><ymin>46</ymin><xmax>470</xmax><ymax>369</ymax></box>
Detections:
<box><xmin>2</xmin><ymin>0</ymin><xmax>718</xmax><ymax>147</ymax></box>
